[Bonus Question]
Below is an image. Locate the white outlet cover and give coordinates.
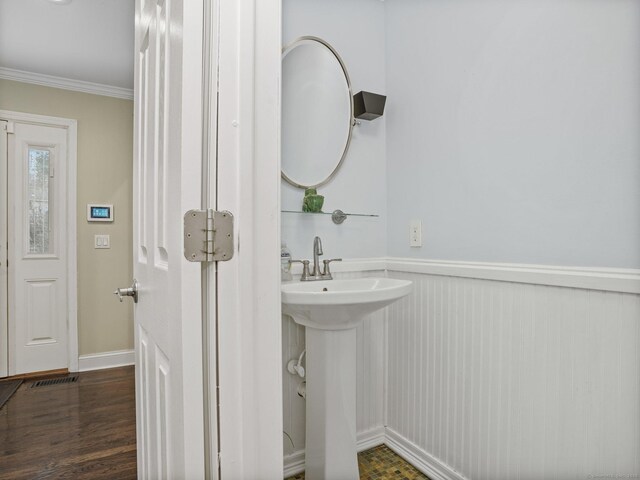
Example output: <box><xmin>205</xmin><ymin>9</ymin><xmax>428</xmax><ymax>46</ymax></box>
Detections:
<box><xmin>409</xmin><ymin>220</ymin><xmax>422</xmax><ymax>247</ymax></box>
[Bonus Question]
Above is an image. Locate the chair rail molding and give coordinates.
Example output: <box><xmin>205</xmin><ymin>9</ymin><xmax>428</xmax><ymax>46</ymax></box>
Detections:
<box><xmin>291</xmin><ymin>256</ymin><xmax>640</xmax><ymax>294</ymax></box>
<box><xmin>385</xmin><ymin>257</ymin><xmax>640</xmax><ymax>294</ymax></box>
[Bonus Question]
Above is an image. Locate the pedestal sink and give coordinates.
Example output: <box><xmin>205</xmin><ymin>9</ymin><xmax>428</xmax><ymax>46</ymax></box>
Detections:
<box><xmin>282</xmin><ymin>277</ymin><xmax>412</xmax><ymax>480</ymax></box>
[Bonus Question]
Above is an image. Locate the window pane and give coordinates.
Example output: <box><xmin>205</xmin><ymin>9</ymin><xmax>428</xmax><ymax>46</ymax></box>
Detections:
<box><xmin>28</xmin><ymin>148</ymin><xmax>51</xmax><ymax>254</ymax></box>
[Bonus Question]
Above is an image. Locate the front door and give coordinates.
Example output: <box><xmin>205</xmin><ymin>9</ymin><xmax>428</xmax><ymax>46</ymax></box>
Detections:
<box><xmin>7</xmin><ymin>121</ymin><xmax>69</xmax><ymax>375</ymax></box>
<box><xmin>132</xmin><ymin>0</ymin><xmax>208</xmax><ymax>478</ymax></box>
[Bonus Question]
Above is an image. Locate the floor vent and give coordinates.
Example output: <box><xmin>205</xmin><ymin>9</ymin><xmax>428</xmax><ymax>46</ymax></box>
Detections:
<box><xmin>30</xmin><ymin>375</ymin><xmax>79</xmax><ymax>388</ymax></box>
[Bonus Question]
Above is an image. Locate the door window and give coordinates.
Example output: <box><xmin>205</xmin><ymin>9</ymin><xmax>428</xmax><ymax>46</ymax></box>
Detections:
<box><xmin>27</xmin><ymin>147</ymin><xmax>53</xmax><ymax>254</ymax></box>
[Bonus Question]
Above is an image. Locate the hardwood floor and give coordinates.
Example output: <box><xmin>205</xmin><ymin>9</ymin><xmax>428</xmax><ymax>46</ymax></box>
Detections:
<box><xmin>0</xmin><ymin>366</ymin><xmax>137</xmax><ymax>479</ymax></box>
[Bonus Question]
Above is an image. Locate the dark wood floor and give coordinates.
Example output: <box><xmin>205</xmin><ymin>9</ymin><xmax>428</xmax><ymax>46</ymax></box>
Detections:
<box><xmin>0</xmin><ymin>366</ymin><xmax>137</xmax><ymax>479</ymax></box>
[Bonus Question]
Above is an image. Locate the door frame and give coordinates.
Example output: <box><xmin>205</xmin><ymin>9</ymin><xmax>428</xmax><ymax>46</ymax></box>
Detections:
<box><xmin>0</xmin><ymin>120</ymin><xmax>7</xmax><ymax>378</ymax></box>
<box><xmin>0</xmin><ymin>109</ymin><xmax>78</xmax><ymax>374</ymax></box>
<box><xmin>208</xmin><ymin>0</ymin><xmax>283</xmax><ymax>476</ymax></box>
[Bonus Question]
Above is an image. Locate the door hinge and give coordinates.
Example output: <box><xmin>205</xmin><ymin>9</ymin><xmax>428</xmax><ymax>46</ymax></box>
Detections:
<box><xmin>183</xmin><ymin>209</ymin><xmax>234</xmax><ymax>262</ymax></box>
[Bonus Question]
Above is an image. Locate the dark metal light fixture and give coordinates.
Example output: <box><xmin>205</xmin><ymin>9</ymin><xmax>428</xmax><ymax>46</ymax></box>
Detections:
<box><xmin>353</xmin><ymin>91</ymin><xmax>386</xmax><ymax>121</ymax></box>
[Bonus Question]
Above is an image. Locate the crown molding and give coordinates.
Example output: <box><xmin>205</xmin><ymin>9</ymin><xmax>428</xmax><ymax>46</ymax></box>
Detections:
<box><xmin>0</xmin><ymin>67</ymin><xmax>133</xmax><ymax>100</ymax></box>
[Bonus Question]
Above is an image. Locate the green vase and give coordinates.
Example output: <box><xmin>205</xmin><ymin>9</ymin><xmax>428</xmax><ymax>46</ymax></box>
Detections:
<box><xmin>302</xmin><ymin>188</ymin><xmax>324</xmax><ymax>213</ymax></box>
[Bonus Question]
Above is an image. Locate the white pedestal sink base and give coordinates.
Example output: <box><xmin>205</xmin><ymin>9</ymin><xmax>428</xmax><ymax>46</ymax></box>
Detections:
<box><xmin>305</xmin><ymin>327</ymin><xmax>359</xmax><ymax>480</ymax></box>
<box><xmin>282</xmin><ymin>277</ymin><xmax>413</xmax><ymax>479</ymax></box>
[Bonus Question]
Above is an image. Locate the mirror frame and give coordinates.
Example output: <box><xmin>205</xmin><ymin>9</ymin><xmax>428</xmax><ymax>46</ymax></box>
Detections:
<box><xmin>281</xmin><ymin>36</ymin><xmax>355</xmax><ymax>189</ymax></box>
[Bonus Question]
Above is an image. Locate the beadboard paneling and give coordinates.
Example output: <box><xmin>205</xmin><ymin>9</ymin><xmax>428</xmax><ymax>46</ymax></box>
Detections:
<box><xmin>386</xmin><ymin>270</ymin><xmax>640</xmax><ymax>480</ymax></box>
<box><xmin>282</xmin><ymin>270</ymin><xmax>387</xmax><ymax>462</ymax></box>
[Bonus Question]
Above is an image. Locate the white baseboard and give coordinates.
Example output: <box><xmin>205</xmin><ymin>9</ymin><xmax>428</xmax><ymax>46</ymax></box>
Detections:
<box><xmin>283</xmin><ymin>427</ymin><xmax>386</xmax><ymax>478</ymax></box>
<box><xmin>283</xmin><ymin>427</ymin><xmax>462</xmax><ymax>479</ymax></box>
<box><xmin>283</xmin><ymin>450</ymin><xmax>305</xmax><ymax>478</ymax></box>
<box><xmin>385</xmin><ymin>428</ymin><xmax>467</xmax><ymax>480</ymax></box>
<box><xmin>357</xmin><ymin>426</ymin><xmax>386</xmax><ymax>452</ymax></box>
<box><xmin>78</xmin><ymin>349</ymin><xmax>135</xmax><ymax>372</ymax></box>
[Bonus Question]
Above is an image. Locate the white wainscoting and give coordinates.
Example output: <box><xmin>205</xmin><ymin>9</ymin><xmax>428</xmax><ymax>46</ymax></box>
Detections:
<box><xmin>386</xmin><ymin>269</ymin><xmax>640</xmax><ymax>480</ymax></box>
<box><xmin>281</xmin><ymin>259</ymin><xmax>640</xmax><ymax>479</ymax></box>
<box><xmin>282</xmin><ymin>270</ymin><xmax>387</xmax><ymax>475</ymax></box>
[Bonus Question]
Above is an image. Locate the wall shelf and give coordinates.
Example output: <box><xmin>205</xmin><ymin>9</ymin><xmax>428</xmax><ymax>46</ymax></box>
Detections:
<box><xmin>281</xmin><ymin>209</ymin><xmax>379</xmax><ymax>224</ymax></box>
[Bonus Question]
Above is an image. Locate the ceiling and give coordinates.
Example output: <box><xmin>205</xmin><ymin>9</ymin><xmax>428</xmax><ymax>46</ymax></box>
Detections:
<box><xmin>0</xmin><ymin>0</ymin><xmax>134</xmax><ymax>90</ymax></box>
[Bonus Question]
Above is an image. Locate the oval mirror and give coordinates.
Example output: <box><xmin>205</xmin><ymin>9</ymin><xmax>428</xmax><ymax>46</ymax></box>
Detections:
<box><xmin>281</xmin><ymin>36</ymin><xmax>354</xmax><ymax>189</ymax></box>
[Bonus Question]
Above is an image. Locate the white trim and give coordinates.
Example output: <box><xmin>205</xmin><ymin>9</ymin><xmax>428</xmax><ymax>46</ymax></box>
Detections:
<box><xmin>67</xmin><ymin>121</ymin><xmax>79</xmax><ymax>372</ymax></box>
<box><xmin>283</xmin><ymin>451</ymin><xmax>305</xmax><ymax>479</ymax></box>
<box><xmin>283</xmin><ymin>427</ymin><xmax>386</xmax><ymax>478</ymax></box>
<box><xmin>0</xmin><ymin>121</ymin><xmax>7</xmax><ymax>378</ymax></box>
<box><xmin>0</xmin><ymin>110</ymin><xmax>78</xmax><ymax>373</ymax></box>
<box><xmin>0</xmin><ymin>67</ymin><xmax>134</xmax><ymax>101</ymax></box>
<box><xmin>385</xmin><ymin>428</ymin><xmax>467</xmax><ymax>480</ymax></box>
<box><xmin>214</xmin><ymin>0</ymin><xmax>283</xmax><ymax>477</ymax></box>
<box><xmin>78</xmin><ymin>349</ymin><xmax>135</xmax><ymax>372</ymax></box>
<box><xmin>357</xmin><ymin>426</ymin><xmax>387</xmax><ymax>452</ymax></box>
<box><xmin>292</xmin><ymin>256</ymin><xmax>640</xmax><ymax>294</ymax></box>
<box><xmin>385</xmin><ymin>257</ymin><xmax>640</xmax><ymax>294</ymax></box>
<box><xmin>0</xmin><ymin>110</ymin><xmax>77</xmax><ymax>129</ymax></box>
<box><xmin>382</xmin><ymin>303</ymin><xmax>389</xmax><ymax>429</ymax></box>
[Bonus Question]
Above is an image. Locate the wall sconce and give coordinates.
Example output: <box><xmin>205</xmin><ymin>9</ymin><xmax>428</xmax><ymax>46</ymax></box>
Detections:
<box><xmin>353</xmin><ymin>91</ymin><xmax>386</xmax><ymax>121</ymax></box>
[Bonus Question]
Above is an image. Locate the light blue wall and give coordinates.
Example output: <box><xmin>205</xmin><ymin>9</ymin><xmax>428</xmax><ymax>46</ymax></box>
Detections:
<box><xmin>384</xmin><ymin>0</ymin><xmax>640</xmax><ymax>268</ymax></box>
<box><xmin>283</xmin><ymin>0</ymin><xmax>640</xmax><ymax>269</ymax></box>
<box><xmin>282</xmin><ymin>0</ymin><xmax>387</xmax><ymax>261</ymax></box>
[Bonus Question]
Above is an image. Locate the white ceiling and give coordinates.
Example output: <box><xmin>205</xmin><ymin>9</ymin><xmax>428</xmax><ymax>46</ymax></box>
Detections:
<box><xmin>0</xmin><ymin>0</ymin><xmax>134</xmax><ymax>89</ymax></box>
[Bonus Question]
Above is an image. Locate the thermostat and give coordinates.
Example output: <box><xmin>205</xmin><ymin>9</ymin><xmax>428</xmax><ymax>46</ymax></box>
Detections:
<box><xmin>87</xmin><ymin>204</ymin><xmax>114</xmax><ymax>222</ymax></box>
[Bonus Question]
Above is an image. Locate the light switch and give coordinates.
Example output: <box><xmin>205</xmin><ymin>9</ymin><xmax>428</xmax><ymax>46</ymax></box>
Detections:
<box><xmin>95</xmin><ymin>235</ymin><xmax>110</xmax><ymax>249</ymax></box>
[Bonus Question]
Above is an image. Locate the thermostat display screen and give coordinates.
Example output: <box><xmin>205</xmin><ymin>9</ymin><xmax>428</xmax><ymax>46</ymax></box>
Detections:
<box><xmin>87</xmin><ymin>204</ymin><xmax>114</xmax><ymax>222</ymax></box>
<box><xmin>91</xmin><ymin>207</ymin><xmax>110</xmax><ymax>219</ymax></box>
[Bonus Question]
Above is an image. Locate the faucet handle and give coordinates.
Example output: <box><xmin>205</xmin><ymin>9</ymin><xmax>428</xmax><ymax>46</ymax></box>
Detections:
<box><xmin>290</xmin><ymin>260</ymin><xmax>311</xmax><ymax>281</ymax></box>
<box><xmin>322</xmin><ymin>258</ymin><xmax>342</xmax><ymax>278</ymax></box>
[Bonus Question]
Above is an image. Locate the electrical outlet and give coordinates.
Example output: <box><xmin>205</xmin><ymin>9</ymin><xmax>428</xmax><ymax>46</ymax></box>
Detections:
<box><xmin>94</xmin><ymin>235</ymin><xmax>110</xmax><ymax>249</ymax></box>
<box><xmin>409</xmin><ymin>220</ymin><xmax>422</xmax><ymax>247</ymax></box>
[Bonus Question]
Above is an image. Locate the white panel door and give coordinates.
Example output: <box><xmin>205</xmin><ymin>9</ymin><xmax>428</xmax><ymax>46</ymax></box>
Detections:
<box><xmin>0</xmin><ymin>121</ymin><xmax>7</xmax><ymax>378</ymax></box>
<box><xmin>132</xmin><ymin>0</ymin><xmax>207</xmax><ymax>478</ymax></box>
<box><xmin>7</xmin><ymin>122</ymin><xmax>68</xmax><ymax>375</ymax></box>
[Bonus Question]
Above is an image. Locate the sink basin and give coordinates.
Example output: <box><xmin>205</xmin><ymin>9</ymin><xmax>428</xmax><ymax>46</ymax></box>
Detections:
<box><xmin>281</xmin><ymin>277</ymin><xmax>413</xmax><ymax>330</ymax></box>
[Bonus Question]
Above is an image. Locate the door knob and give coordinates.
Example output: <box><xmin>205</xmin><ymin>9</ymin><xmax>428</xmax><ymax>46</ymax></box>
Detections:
<box><xmin>114</xmin><ymin>279</ymin><xmax>139</xmax><ymax>303</ymax></box>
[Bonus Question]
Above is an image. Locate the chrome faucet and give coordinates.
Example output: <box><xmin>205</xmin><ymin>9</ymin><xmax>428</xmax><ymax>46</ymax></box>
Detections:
<box><xmin>290</xmin><ymin>236</ymin><xmax>342</xmax><ymax>281</ymax></box>
<box><xmin>312</xmin><ymin>236</ymin><xmax>323</xmax><ymax>278</ymax></box>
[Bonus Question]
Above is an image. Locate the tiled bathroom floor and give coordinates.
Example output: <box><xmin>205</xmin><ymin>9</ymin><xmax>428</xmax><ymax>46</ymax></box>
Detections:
<box><xmin>286</xmin><ymin>445</ymin><xmax>429</xmax><ymax>480</ymax></box>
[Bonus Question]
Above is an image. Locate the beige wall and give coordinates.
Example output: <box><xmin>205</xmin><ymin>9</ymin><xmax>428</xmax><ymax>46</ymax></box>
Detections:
<box><xmin>0</xmin><ymin>79</ymin><xmax>134</xmax><ymax>356</ymax></box>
